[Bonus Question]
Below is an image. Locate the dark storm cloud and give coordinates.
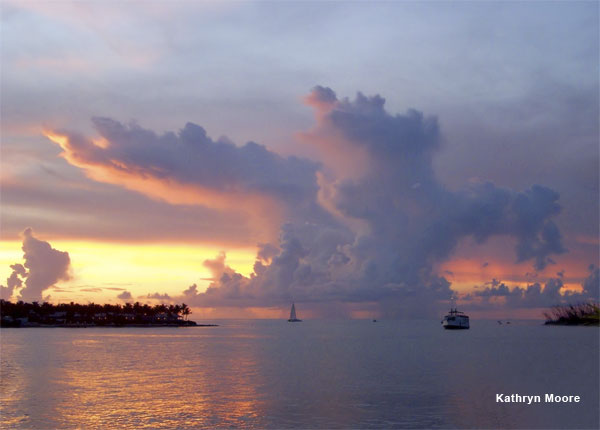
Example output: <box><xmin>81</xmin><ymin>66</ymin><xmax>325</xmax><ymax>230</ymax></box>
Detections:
<box><xmin>47</xmin><ymin>117</ymin><xmax>330</xmax><ymax>231</ymax></box>
<box><xmin>0</xmin><ymin>229</ymin><xmax>71</xmax><ymax>301</ymax></box>
<box><xmin>329</xmin><ymin>92</ymin><xmax>441</xmax><ymax>162</ymax></box>
<box><xmin>454</xmin><ymin>183</ymin><xmax>565</xmax><ymax>271</ymax></box>
<box><xmin>313</xmin><ymin>88</ymin><xmax>564</xmax><ymax>274</ymax></box>
<box><xmin>50</xmin><ymin>87</ymin><xmax>568</xmax><ymax>315</ymax></box>
<box><xmin>90</xmin><ymin>117</ymin><xmax>318</xmax><ymax>199</ymax></box>
<box><xmin>168</xmin><ymin>87</ymin><xmax>567</xmax><ymax>316</ymax></box>
<box><xmin>434</xmin><ymin>79</ymin><xmax>599</xmax><ymax>248</ymax></box>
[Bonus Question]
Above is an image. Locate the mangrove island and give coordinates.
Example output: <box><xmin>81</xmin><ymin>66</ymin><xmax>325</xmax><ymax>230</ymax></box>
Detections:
<box><xmin>0</xmin><ymin>300</ymin><xmax>217</xmax><ymax>327</ymax></box>
<box><xmin>544</xmin><ymin>302</ymin><xmax>599</xmax><ymax>326</ymax></box>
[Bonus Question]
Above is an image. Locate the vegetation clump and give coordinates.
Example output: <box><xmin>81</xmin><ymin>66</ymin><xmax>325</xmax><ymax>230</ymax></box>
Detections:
<box><xmin>543</xmin><ymin>302</ymin><xmax>599</xmax><ymax>326</ymax></box>
<box><xmin>0</xmin><ymin>300</ymin><xmax>216</xmax><ymax>327</ymax></box>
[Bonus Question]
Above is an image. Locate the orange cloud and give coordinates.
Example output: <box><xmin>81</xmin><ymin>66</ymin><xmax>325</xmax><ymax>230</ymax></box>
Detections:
<box><xmin>297</xmin><ymin>86</ymin><xmax>387</xmax><ymax>183</ymax></box>
<box><xmin>44</xmin><ymin>129</ymin><xmax>284</xmax><ymax>242</ymax></box>
<box><xmin>440</xmin><ymin>255</ymin><xmax>590</xmax><ymax>296</ymax></box>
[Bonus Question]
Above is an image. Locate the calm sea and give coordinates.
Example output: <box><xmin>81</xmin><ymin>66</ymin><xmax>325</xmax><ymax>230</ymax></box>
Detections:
<box><xmin>1</xmin><ymin>320</ymin><xmax>598</xmax><ymax>429</ymax></box>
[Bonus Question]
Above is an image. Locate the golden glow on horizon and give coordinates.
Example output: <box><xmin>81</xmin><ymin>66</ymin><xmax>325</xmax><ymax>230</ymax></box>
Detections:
<box><xmin>440</xmin><ymin>257</ymin><xmax>588</xmax><ymax>295</ymax></box>
<box><xmin>0</xmin><ymin>240</ymin><xmax>257</xmax><ymax>304</ymax></box>
<box><xmin>190</xmin><ymin>306</ymin><xmax>287</xmax><ymax>320</ymax></box>
<box><xmin>1</xmin><ymin>237</ymin><xmax>590</xmax><ymax>307</ymax></box>
<box><xmin>439</xmin><ymin>258</ymin><xmax>527</xmax><ymax>293</ymax></box>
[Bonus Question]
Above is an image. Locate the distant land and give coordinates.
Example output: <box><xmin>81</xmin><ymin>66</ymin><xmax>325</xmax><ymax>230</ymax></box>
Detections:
<box><xmin>0</xmin><ymin>300</ymin><xmax>217</xmax><ymax>327</ymax></box>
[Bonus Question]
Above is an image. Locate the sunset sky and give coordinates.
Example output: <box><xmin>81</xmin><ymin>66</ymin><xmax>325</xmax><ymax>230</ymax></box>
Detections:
<box><xmin>1</xmin><ymin>1</ymin><xmax>598</xmax><ymax>318</ymax></box>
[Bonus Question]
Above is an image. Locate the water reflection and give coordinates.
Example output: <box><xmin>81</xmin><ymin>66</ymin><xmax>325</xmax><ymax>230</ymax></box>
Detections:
<box><xmin>439</xmin><ymin>322</ymin><xmax>599</xmax><ymax>429</ymax></box>
<box><xmin>1</xmin><ymin>321</ymin><xmax>598</xmax><ymax>429</ymax></box>
<box><xmin>57</xmin><ymin>328</ymin><xmax>265</xmax><ymax>429</ymax></box>
<box><xmin>1</xmin><ymin>328</ymin><xmax>266</xmax><ymax>429</ymax></box>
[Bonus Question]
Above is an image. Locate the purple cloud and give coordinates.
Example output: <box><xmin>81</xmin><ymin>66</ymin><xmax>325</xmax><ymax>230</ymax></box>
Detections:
<box><xmin>1</xmin><ymin>228</ymin><xmax>71</xmax><ymax>302</ymax></box>
<box><xmin>117</xmin><ymin>291</ymin><xmax>132</xmax><ymax>301</ymax></box>
<box><xmin>41</xmin><ymin>87</ymin><xmax>569</xmax><ymax>316</ymax></box>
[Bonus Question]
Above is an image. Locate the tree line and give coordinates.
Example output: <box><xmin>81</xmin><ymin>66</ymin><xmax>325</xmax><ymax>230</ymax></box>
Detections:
<box><xmin>0</xmin><ymin>300</ymin><xmax>195</xmax><ymax>327</ymax></box>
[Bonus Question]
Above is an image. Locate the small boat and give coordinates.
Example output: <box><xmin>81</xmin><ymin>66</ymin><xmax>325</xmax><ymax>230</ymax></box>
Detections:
<box><xmin>288</xmin><ymin>303</ymin><xmax>302</xmax><ymax>322</ymax></box>
<box><xmin>442</xmin><ymin>307</ymin><xmax>469</xmax><ymax>329</ymax></box>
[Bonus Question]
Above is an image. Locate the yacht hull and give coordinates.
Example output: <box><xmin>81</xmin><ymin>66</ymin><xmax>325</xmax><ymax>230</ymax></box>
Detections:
<box><xmin>443</xmin><ymin>324</ymin><xmax>469</xmax><ymax>330</ymax></box>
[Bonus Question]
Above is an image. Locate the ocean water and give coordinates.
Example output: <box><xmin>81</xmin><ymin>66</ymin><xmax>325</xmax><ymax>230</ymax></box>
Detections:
<box><xmin>1</xmin><ymin>320</ymin><xmax>598</xmax><ymax>429</ymax></box>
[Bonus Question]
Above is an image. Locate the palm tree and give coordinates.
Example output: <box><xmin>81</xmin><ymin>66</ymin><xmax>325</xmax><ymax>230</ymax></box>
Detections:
<box><xmin>181</xmin><ymin>303</ymin><xmax>191</xmax><ymax>321</ymax></box>
<box><xmin>173</xmin><ymin>304</ymin><xmax>182</xmax><ymax>319</ymax></box>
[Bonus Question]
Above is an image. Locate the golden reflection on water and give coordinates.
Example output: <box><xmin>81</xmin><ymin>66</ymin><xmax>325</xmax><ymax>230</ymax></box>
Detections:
<box><xmin>0</xmin><ymin>351</ymin><xmax>28</xmax><ymax>427</ymax></box>
<box><xmin>1</xmin><ymin>328</ymin><xmax>266</xmax><ymax>429</ymax></box>
<box><xmin>61</xmin><ymin>334</ymin><xmax>263</xmax><ymax>428</ymax></box>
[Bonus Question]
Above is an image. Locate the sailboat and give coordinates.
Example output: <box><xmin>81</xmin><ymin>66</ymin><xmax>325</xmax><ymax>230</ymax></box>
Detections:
<box><xmin>288</xmin><ymin>303</ymin><xmax>302</xmax><ymax>322</ymax></box>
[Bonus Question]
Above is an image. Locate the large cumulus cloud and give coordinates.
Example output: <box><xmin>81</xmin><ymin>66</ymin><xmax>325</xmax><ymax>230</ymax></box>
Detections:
<box><xmin>304</xmin><ymin>86</ymin><xmax>564</xmax><ymax>280</ymax></box>
<box><xmin>46</xmin><ymin>117</ymin><xmax>331</xmax><ymax>241</ymax></box>
<box><xmin>173</xmin><ymin>87</ymin><xmax>568</xmax><ymax>315</ymax></box>
<box><xmin>1</xmin><ymin>228</ymin><xmax>71</xmax><ymax>302</ymax></box>
<box><xmin>46</xmin><ymin>87</ymin><xmax>570</xmax><ymax>315</ymax></box>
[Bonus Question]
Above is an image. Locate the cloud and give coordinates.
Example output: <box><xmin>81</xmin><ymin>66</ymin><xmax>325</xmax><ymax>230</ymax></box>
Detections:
<box><xmin>310</xmin><ymin>89</ymin><xmax>563</xmax><ymax>271</ymax></box>
<box><xmin>177</xmin><ymin>88</ymin><xmax>567</xmax><ymax>316</ymax></box>
<box><xmin>117</xmin><ymin>291</ymin><xmax>132</xmax><ymax>301</ymax></box>
<box><xmin>473</xmin><ymin>279</ymin><xmax>512</xmax><ymax>298</ymax></box>
<box><xmin>45</xmin><ymin>118</ymin><xmax>331</xmax><ymax>241</ymax></box>
<box><xmin>0</xmin><ymin>178</ymin><xmax>254</xmax><ymax>244</ymax></box>
<box><xmin>477</xmin><ymin>279</ymin><xmax>564</xmax><ymax>308</ymax></box>
<box><xmin>44</xmin><ymin>87</ymin><xmax>568</xmax><ymax>316</ymax></box>
<box><xmin>581</xmin><ymin>264</ymin><xmax>599</xmax><ymax>298</ymax></box>
<box><xmin>1</xmin><ymin>228</ymin><xmax>71</xmax><ymax>302</ymax></box>
<box><xmin>469</xmin><ymin>264</ymin><xmax>599</xmax><ymax>309</ymax></box>
<box><xmin>144</xmin><ymin>292</ymin><xmax>172</xmax><ymax>301</ymax></box>
<box><xmin>0</xmin><ymin>263</ymin><xmax>26</xmax><ymax>299</ymax></box>
<box><xmin>80</xmin><ymin>287</ymin><xmax>103</xmax><ymax>293</ymax></box>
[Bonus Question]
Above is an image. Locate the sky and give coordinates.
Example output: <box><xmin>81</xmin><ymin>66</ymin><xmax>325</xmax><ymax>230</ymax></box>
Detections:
<box><xmin>0</xmin><ymin>0</ymin><xmax>598</xmax><ymax>319</ymax></box>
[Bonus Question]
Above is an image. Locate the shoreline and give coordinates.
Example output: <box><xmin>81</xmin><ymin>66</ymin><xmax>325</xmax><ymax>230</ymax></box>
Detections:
<box><xmin>543</xmin><ymin>320</ymin><xmax>598</xmax><ymax>327</ymax></box>
<box><xmin>0</xmin><ymin>322</ymin><xmax>218</xmax><ymax>328</ymax></box>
